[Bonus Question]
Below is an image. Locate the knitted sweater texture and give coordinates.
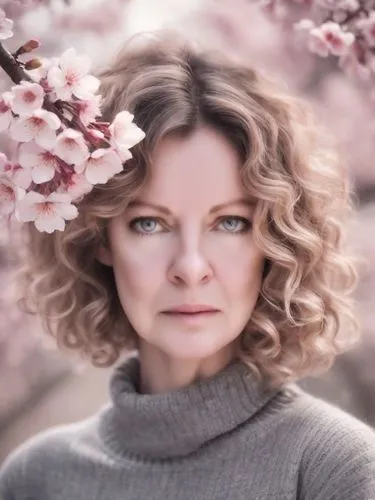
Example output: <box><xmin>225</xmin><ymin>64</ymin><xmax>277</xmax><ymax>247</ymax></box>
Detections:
<box><xmin>1</xmin><ymin>354</ymin><xmax>375</xmax><ymax>500</ymax></box>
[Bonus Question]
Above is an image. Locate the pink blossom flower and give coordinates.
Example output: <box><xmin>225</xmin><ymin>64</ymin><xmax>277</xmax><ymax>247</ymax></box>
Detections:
<box><xmin>10</xmin><ymin>109</ymin><xmax>61</xmax><ymax>149</ymax></box>
<box><xmin>75</xmin><ymin>148</ymin><xmax>123</xmax><ymax>184</ymax></box>
<box><xmin>109</xmin><ymin>111</ymin><xmax>145</xmax><ymax>161</ymax></box>
<box><xmin>0</xmin><ymin>154</ymin><xmax>25</xmax><ymax>216</ymax></box>
<box><xmin>18</xmin><ymin>142</ymin><xmax>60</xmax><ymax>184</ymax></box>
<box><xmin>0</xmin><ymin>7</ymin><xmax>13</xmax><ymax>40</ymax></box>
<box><xmin>77</xmin><ymin>94</ymin><xmax>102</xmax><ymax>126</ymax></box>
<box><xmin>54</xmin><ymin>128</ymin><xmax>89</xmax><ymax>165</ymax></box>
<box><xmin>0</xmin><ymin>91</ymin><xmax>13</xmax><ymax>132</ymax></box>
<box><xmin>356</xmin><ymin>12</ymin><xmax>375</xmax><ymax>48</ymax></box>
<box><xmin>59</xmin><ymin>172</ymin><xmax>93</xmax><ymax>201</ymax></box>
<box><xmin>15</xmin><ymin>191</ymin><xmax>78</xmax><ymax>233</ymax></box>
<box><xmin>0</xmin><ymin>153</ymin><xmax>32</xmax><ymax>190</ymax></box>
<box><xmin>10</xmin><ymin>81</ymin><xmax>44</xmax><ymax>116</ymax></box>
<box><xmin>47</xmin><ymin>48</ymin><xmax>100</xmax><ymax>101</ymax></box>
<box><xmin>308</xmin><ymin>22</ymin><xmax>354</xmax><ymax>57</ymax></box>
<box><xmin>0</xmin><ymin>175</ymin><xmax>22</xmax><ymax>216</ymax></box>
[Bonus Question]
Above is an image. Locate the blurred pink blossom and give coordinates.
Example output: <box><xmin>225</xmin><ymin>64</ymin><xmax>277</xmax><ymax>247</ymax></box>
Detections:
<box><xmin>316</xmin><ymin>0</ymin><xmax>359</xmax><ymax>10</ymax></box>
<box><xmin>356</xmin><ymin>12</ymin><xmax>375</xmax><ymax>48</ymax></box>
<box><xmin>308</xmin><ymin>22</ymin><xmax>355</xmax><ymax>56</ymax></box>
<box><xmin>0</xmin><ymin>7</ymin><xmax>13</xmax><ymax>40</ymax></box>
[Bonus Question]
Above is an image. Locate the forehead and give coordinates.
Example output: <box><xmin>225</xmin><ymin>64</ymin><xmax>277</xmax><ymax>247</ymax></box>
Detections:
<box><xmin>140</xmin><ymin>126</ymin><xmax>248</xmax><ymax>207</ymax></box>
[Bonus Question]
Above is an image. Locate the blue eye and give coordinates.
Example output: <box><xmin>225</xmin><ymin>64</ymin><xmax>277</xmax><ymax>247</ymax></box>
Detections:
<box><xmin>129</xmin><ymin>217</ymin><xmax>159</xmax><ymax>235</ymax></box>
<box><xmin>128</xmin><ymin>215</ymin><xmax>252</xmax><ymax>236</ymax></box>
<box><xmin>218</xmin><ymin>216</ymin><xmax>252</xmax><ymax>233</ymax></box>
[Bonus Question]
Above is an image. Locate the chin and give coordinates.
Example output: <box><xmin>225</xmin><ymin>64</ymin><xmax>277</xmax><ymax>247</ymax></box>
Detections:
<box><xmin>156</xmin><ymin>334</ymin><xmax>234</xmax><ymax>361</ymax></box>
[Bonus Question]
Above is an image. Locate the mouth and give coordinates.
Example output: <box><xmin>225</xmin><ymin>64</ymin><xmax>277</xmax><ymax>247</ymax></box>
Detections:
<box><xmin>162</xmin><ymin>304</ymin><xmax>219</xmax><ymax>314</ymax></box>
<box><xmin>162</xmin><ymin>311</ymin><xmax>218</xmax><ymax>315</ymax></box>
<box><xmin>161</xmin><ymin>310</ymin><xmax>220</xmax><ymax>324</ymax></box>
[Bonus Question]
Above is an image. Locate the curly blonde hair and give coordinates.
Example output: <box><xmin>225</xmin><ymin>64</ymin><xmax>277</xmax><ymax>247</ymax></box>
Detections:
<box><xmin>16</xmin><ymin>31</ymin><xmax>359</xmax><ymax>390</ymax></box>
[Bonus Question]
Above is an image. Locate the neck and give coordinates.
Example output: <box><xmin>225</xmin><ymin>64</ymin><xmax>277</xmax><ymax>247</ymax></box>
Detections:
<box><xmin>99</xmin><ymin>352</ymin><xmax>282</xmax><ymax>460</ymax></box>
<box><xmin>137</xmin><ymin>340</ymin><xmax>240</xmax><ymax>394</ymax></box>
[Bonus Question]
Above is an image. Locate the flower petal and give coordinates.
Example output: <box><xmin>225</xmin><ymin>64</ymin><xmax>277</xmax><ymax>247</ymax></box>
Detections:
<box><xmin>35</xmin><ymin>126</ymin><xmax>57</xmax><ymax>149</ymax></box>
<box><xmin>54</xmin><ymin>202</ymin><xmax>78</xmax><ymax>220</ymax></box>
<box><xmin>31</xmin><ymin>163</ymin><xmax>56</xmax><ymax>184</ymax></box>
<box><xmin>10</xmin><ymin>117</ymin><xmax>35</xmax><ymax>142</ymax></box>
<box><xmin>47</xmin><ymin>66</ymin><xmax>66</xmax><ymax>90</ymax></box>
<box><xmin>73</xmin><ymin>75</ymin><xmax>100</xmax><ymax>100</ymax></box>
<box><xmin>35</xmin><ymin>215</ymin><xmax>65</xmax><ymax>233</ymax></box>
<box><xmin>18</xmin><ymin>142</ymin><xmax>43</xmax><ymax>169</ymax></box>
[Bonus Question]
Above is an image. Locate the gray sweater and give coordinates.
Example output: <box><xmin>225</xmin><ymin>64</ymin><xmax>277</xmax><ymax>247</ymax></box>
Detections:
<box><xmin>1</xmin><ymin>354</ymin><xmax>375</xmax><ymax>500</ymax></box>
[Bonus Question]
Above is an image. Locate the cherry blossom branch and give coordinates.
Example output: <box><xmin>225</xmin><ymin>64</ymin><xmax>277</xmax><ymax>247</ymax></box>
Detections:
<box><xmin>0</xmin><ymin>42</ymin><xmax>32</xmax><ymax>84</ymax></box>
<box><xmin>0</xmin><ymin>7</ymin><xmax>145</xmax><ymax>234</ymax></box>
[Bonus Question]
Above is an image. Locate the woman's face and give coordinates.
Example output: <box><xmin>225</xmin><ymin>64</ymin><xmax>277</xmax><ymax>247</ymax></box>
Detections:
<box><xmin>100</xmin><ymin>126</ymin><xmax>265</xmax><ymax>363</ymax></box>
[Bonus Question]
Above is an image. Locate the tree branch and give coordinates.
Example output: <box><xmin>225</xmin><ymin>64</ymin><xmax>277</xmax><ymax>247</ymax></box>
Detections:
<box><xmin>0</xmin><ymin>42</ymin><xmax>32</xmax><ymax>85</ymax></box>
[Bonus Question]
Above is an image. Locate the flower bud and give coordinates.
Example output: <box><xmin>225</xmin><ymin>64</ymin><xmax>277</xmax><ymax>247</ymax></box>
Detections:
<box><xmin>21</xmin><ymin>39</ymin><xmax>41</xmax><ymax>53</ymax></box>
<box><xmin>25</xmin><ymin>58</ymin><xmax>43</xmax><ymax>70</ymax></box>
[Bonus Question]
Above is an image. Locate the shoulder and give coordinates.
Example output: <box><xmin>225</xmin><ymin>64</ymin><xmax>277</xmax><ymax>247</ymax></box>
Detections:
<box><xmin>281</xmin><ymin>384</ymin><xmax>375</xmax><ymax>500</ymax></box>
<box><xmin>0</xmin><ymin>414</ymin><xmax>100</xmax><ymax>499</ymax></box>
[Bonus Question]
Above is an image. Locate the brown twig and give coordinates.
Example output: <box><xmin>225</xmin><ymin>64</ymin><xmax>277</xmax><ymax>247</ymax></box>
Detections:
<box><xmin>0</xmin><ymin>42</ymin><xmax>33</xmax><ymax>84</ymax></box>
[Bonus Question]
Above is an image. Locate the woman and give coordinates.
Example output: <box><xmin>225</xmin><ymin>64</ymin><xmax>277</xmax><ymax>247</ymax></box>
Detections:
<box><xmin>1</xmin><ymin>32</ymin><xmax>375</xmax><ymax>500</ymax></box>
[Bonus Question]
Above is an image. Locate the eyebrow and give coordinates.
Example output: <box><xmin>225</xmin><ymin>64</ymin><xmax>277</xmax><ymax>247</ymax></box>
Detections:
<box><xmin>127</xmin><ymin>197</ymin><xmax>255</xmax><ymax>215</ymax></box>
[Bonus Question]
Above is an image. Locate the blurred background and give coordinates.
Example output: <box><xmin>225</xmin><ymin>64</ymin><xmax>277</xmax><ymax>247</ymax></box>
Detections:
<box><xmin>1</xmin><ymin>0</ymin><xmax>375</xmax><ymax>463</ymax></box>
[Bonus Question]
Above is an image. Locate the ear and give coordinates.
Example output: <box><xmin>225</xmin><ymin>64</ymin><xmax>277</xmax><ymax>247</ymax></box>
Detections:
<box><xmin>97</xmin><ymin>243</ymin><xmax>113</xmax><ymax>267</ymax></box>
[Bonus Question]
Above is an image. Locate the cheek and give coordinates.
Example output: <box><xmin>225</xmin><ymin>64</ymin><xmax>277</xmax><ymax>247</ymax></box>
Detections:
<box><xmin>214</xmin><ymin>243</ymin><xmax>264</xmax><ymax>298</ymax></box>
<box><xmin>111</xmin><ymin>243</ymin><xmax>166</xmax><ymax>302</ymax></box>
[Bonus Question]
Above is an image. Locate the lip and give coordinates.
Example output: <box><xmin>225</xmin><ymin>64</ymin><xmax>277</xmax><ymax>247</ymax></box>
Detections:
<box><xmin>162</xmin><ymin>304</ymin><xmax>219</xmax><ymax>313</ymax></box>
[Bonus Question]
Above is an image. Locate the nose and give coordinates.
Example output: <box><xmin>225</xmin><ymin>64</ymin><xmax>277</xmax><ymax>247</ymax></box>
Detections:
<box><xmin>167</xmin><ymin>233</ymin><xmax>213</xmax><ymax>287</ymax></box>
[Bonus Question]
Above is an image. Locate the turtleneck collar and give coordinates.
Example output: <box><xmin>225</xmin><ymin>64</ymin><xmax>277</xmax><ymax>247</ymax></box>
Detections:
<box><xmin>99</xmin><ymin>354</ymin><xmax>281</xmax><ymax>461</ymax></box>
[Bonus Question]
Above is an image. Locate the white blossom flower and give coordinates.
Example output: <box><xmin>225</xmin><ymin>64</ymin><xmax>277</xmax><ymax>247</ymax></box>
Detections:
<box><xmin>15</xmin><ymin>191</ymin><xmax>78</xmax><ymax>233</ymax></box>
<box><xmin>75</xmin><ymin>148</ymin><xmax>123</xmax><ymax>184</ymax></box>
<box><xmin>10</xmin><ymin>81</ymin><xmax>44</xmax><ymax>116</ymax></box>
<box><xmin>77</xmin><ymin>94</ymin><xmax>102</xmax><ymax>126</ymax></box>
<box><xmin>0</xmin><ymin>91</ymin><xmax>13</xmax><ymax>131</ymax></box>
<box><xmin>59</xmin><ymin>172</ymin><xmax>93</xmax><ymax>201</ymax></box>
<box><xmin>0</xmin><ymin>7</ymin><xmax>13</xmax><ymax>40</ymax></box>
<box><xmin>109</xmin><ymin>111</ymin><xmax>145</xmax><ymax>161</ymax></box>
<box><xmin>18</xmin><ymin>142</ymin><xmax>60</xmax><ymax>184</ymax></box>
<box><xmin>356</xmin><ymin>12</ymin><xmax>375</xmax><ymax>48</ymax></box>
<box><xmin>54</xmin><ymin>128</ymin><xmax>89</xmax><ymax>165</ymax></box>
<box><xmin>47</xmin><ymin>48</ymin><xmax>100</xmax><ymax>101</ymax></box>
<box><xmin>308</xmin><ymin>22</ymin><xmax>354</xmax><ymax>57</ymax></box>
<box><xmin>10</xmin><ymin>109</ymin><xmax>61</xmax><ymax>149</ymax></box>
